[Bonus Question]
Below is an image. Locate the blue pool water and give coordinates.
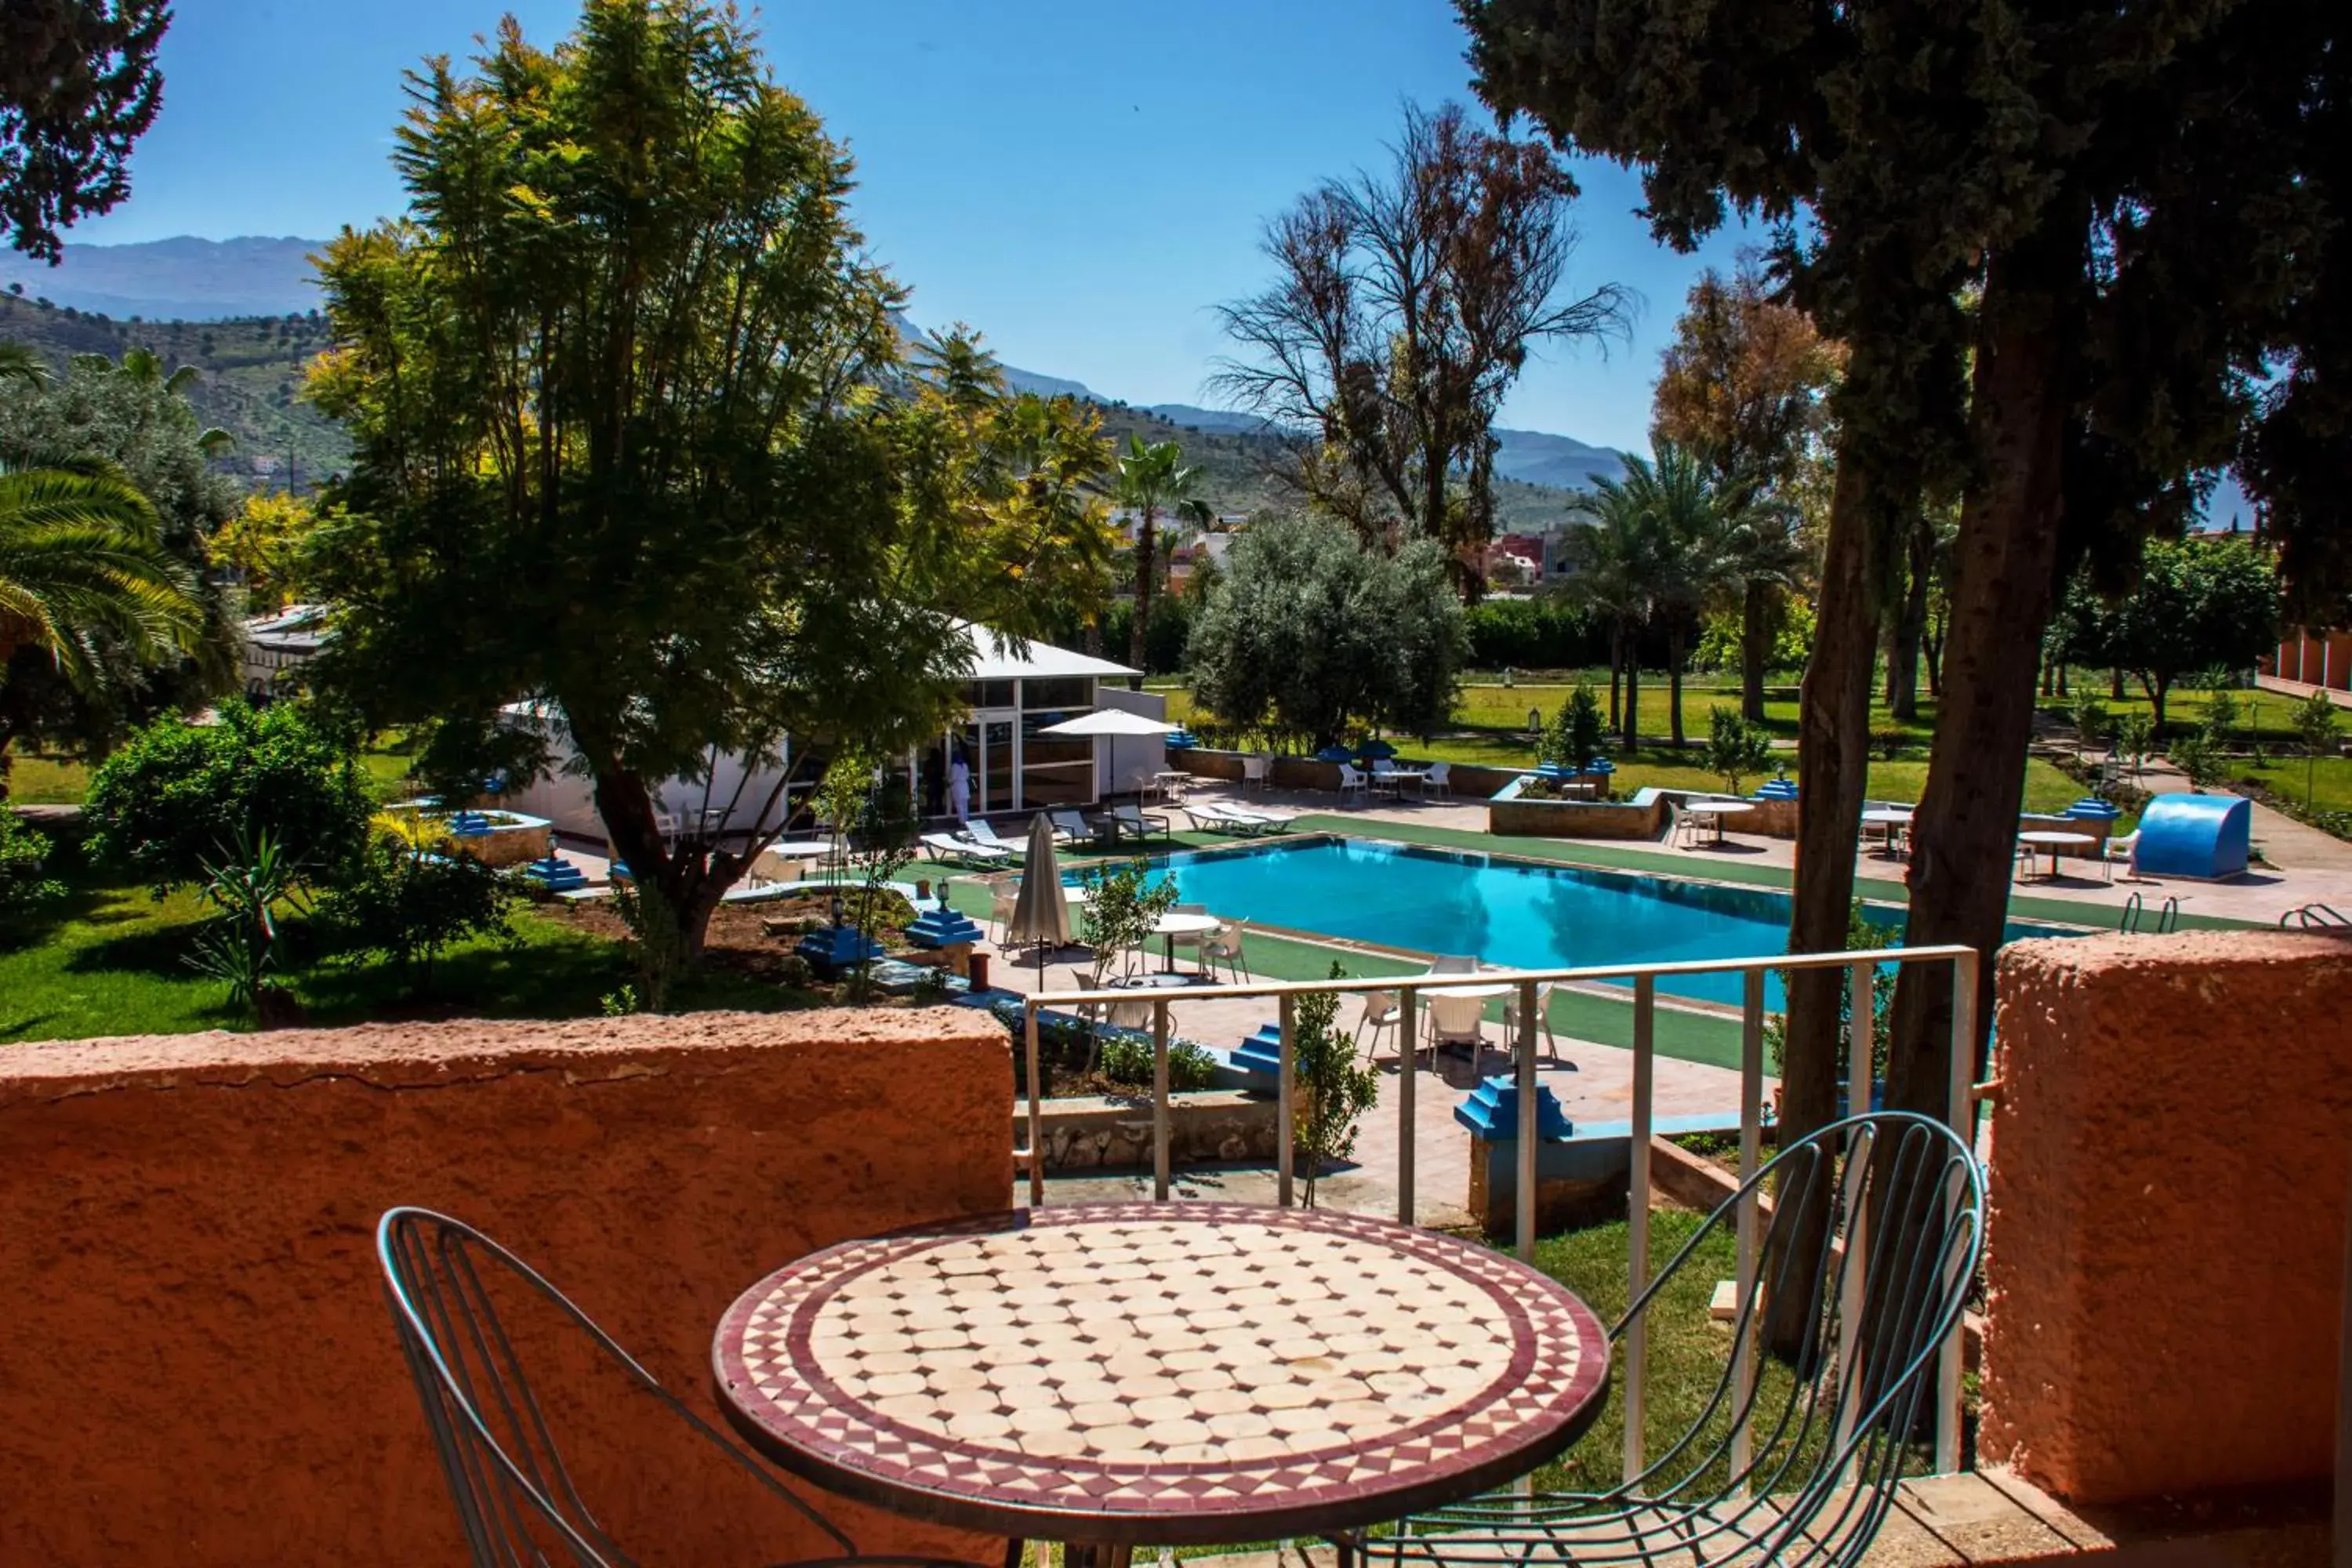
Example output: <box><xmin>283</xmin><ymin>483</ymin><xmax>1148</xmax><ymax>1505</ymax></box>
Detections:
<box><xmin>1124</xmin><ymin>838</ymin><xmax>2075</xmax><ymax>1008</ymax></box>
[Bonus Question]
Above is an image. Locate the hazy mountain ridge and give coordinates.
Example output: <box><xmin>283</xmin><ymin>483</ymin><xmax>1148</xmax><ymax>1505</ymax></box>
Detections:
<box><xmin>0</xmin><ymin>238</ymin><xmax>1617</xmax><ymax>520</ymax></box>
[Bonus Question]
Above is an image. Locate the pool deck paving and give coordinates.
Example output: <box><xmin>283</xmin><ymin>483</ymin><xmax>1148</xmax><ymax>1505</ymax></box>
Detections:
<box><xmin>985</xmin><ymin>935</ymin><xmax>1755</xmax><ymax>1230</ymax></box>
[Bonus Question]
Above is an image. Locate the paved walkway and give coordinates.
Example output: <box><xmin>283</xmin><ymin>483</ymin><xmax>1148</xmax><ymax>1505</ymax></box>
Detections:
<box><xmin>989</xmin><ymin>953</ymin><xmax>1751</xmax><ymax>1229</ymax></box>
<box><xmin>2256</xmin><ymin>671</ymin><xmax>2352</xmax><ymax>710</ymax></box>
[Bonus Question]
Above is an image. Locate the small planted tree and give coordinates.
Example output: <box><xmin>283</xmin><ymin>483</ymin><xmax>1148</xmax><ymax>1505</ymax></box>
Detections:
<box><xmin>1544</xmin><ymin>683</ymin><xmax>1608</xmax><ymax>772</ymax></box>
<box><xmin>183</xmin><ymin>828</ymin><xmax>307</xmax><ymax>1025</ymax></box>
<box><xmin>2072</xmin><ymin>699</ymin><xmax>2112</xmax><ymax>757</ymax></box>
<box><xmin>2113</xmin><ymin>712</ymin><xmax>2157</xmax><ymax>781</ymax></box>
<box><xmin>814</xmin><ymin>751</ymin><xmax>917</xmax><ymax>1000</ymax></box>
<box><xmin>315</xmin><ymin>808</ymin><xmax>515</xmax><ymax>990</ymax></box>
<box><xmin>2294</xmin><ymin>691</ymin><xmax>2342</xmax><ymax>809</ymax></box>
<box><xmin>1076</xmin><ymin>858</ymin><xmax>1178</xmax><ymax>1073</ymax></box>
<box><xmin>1703</xmin><ymin>706</ymin><xmax>1776</xmax><ymax>796</ymax></box>
<box><xmin>1292</xmin><ymin>962</ymin><xmax>1381</xmax><ymax>1208</ymax></box>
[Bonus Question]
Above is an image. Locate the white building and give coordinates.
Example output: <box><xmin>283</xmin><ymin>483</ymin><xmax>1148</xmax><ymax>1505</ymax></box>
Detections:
<box><xmin>239</xmin><ymin>604</ymin><xmax>328</xmax><ymax>699</ymax></box>
<box><xmin>500</xmin><ymin>622</ymin><xmax>1163</xmax><ymax>847</ymax></box>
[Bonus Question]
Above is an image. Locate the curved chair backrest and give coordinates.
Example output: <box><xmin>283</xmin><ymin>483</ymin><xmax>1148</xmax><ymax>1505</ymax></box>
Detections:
<box><xmin>1362</xmin><ymin>989</ymin><xmax>1401</xmax><ymax>1025</ymax></box>
<box><xmin>1613</xmin><ymin>1112</ymin><xmax>1985</xmax><ymax>1566</ymax></box>
<box><xmin>378</xmin><ymin>1208</ymin><xmax>856</xmax><ymax>1568</ymax></box>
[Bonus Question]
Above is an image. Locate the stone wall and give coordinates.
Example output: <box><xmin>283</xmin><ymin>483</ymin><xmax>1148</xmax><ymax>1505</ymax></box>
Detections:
<box><xmin>1487</xmin><ymin>783</ymin><xmax>1667</xmax><ymax>840</ymax></box>
<box><xmin>1980</xmin><ymin>931</ymin><xmax>2352</xmax><ymax>1504</ymax></box>
<box><xmin>1027</xmin><ymin>1089</ymin><xmax>1278</xmax><ymax>1171</ymax></box>
<box><xmin>0</xmin><ymin>1010</ymin><xmax>1012</xmax><ymax>1566</ymax></box>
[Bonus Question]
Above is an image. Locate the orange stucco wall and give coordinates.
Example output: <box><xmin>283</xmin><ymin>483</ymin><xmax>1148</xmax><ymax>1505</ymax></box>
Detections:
<box><xmin>1979</xmin><ymin>932</ymin><xmax>2352</xmax><ymax>1503</ymax></box>
<box><xmin>0</xmin><ymin>1008</ymin><xmax>1013</xmax><ymax>1566</ymax></box>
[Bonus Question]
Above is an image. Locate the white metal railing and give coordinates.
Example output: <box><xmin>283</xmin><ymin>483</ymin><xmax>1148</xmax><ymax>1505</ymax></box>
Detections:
<box><xmin>1019</xmin><ymin>942</ymin><xmax>1981</xmax><ymax>1481</ymax></box>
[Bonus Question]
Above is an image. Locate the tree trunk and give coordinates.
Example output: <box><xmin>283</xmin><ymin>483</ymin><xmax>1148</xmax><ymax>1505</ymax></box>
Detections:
<box><xmin>1740</xmin><ymin>581</ymin><xmax>1772</xmax><ymax>723</ymax></box>
<box><xmin>1622</xmin><ymin>645</ymin><xmax>1641</xmax><ymax>754</ymax></box>
<box><xmin>1668</xmin><ymin>626</ymin><xmax>1687</xmax><ymax>749</ymax></box>
<box><xmin>2148</xmin><ymin>677</ymin><xmax>2170</xmax><ymax>733</ymax></box>
<box><xmin>1771</xmin><ymin>447</ymin><xmax>1893</xmax><ymax>1360</ymax></box>
<box><xmin>1887</xmin><ymin>233</ymin><xmax>2078</xmax><ymax>1131</ymax></box>
<box><xmin>1130</xmin><ymin>507</ymin><xmax>1158</xmax><ymax>675</ymax></box>
<box><xmin>1083</xmin><ymin>616</ymin><xmax>1103</xmax><ymax>658</ymax></box>
<box><xmin>1608</xmin><ymin>627</ymin><xmax>1623</xmax><ymax>731</ymax></box>
<box><xmin>586</xmin><ymin>753</ymin><xmax>734</xmax><ymax>1008</ymax></box>
<box><xmin>1886</xmin><ymin>520</ymin><xmax>1932</xmax><ymax>721</ymax></box>
<box><xmin>2055</xmin><ymin>663</ymin><xmax>2067</xmax><ymax>697</ymax></box>
<box><xmin>2111</xmin><ymin>667</ymin><xmax>2126</xmax><ymax>700</ymax></box>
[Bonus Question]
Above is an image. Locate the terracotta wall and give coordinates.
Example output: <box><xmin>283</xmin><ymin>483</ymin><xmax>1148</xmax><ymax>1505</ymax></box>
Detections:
<box><xmin>1980</xmin><ymin>931</ymin><xmax>2352</xmax><ymax>1503</ymax></box>
<box><xmin>0</xmin><ymin>1009</ymin><xmax>1012</xmax><ymax>1566</ymax></box>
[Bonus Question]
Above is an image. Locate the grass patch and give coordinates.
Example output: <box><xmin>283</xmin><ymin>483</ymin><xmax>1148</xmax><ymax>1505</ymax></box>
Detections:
<box><xmin>0</xmin><ymin>829</ymin><xmax>822</xmax><ymax>1044</ymax></box>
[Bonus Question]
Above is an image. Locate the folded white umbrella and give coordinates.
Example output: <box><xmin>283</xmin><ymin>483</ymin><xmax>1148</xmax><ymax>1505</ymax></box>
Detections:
<box><xmin>1005</xmin><ymin>813</ymin><xmax>1074</xmax><ymax>978</ymax></box>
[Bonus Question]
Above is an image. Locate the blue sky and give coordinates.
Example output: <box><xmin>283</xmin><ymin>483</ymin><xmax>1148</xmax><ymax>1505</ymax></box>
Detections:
<box><xmin>71</xmin><ymin>0</ymin><xmax>1752</xmax><ymax>452</ymax></box>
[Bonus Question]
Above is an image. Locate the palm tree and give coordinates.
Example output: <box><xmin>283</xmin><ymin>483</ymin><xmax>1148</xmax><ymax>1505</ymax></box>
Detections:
<box><xmin>1628</xmin><ymin>445</ymin><xmax>1734</xmax><ymax>748</ymax></box>
<box><xmin>1112</xmin><ymin>436</ymin><xmax>1212</xmax><ymax>677</ymax></box>
<box><xmin>1563</xmin><ymin>480</ymin><xmax>1661</xmax><ymax>750</ymax></box>
<box><xmin>1715</xmin><ymin>492</ymin><xmax>1809</xmax><ymax>723</ymax></box>
<box><xmin>0</xmin><ymin>459</ymin><xmax>207</xmax><ymax>690</ymax></box>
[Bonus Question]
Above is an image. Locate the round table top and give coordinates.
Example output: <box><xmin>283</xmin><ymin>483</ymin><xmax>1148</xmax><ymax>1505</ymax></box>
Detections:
<box><xmin>2019</xmin><ymin>829</ymin><xmax>2096</xmax><ymax>847</ymax></box>
<box><xmin>1153</xmin><ymin>911</ymin><xmax>1225</xmax><ymax>936</ymax></box>
<box><xmin>713</xmin><ymin>1203</ymin><xmax>1608</xmax><ymax>1546</ymax></box>
<box><xmin>1860</xmin><ymin>808</ymin><xmax>1915</xmax><ymax>825</ymax></box>
<box><xmin>1425</xmin><ymin>979</ymin><xmax>1515</xmax><ymax>1000</ymax></box>
<box><xmin>1685</xmin><ymin>799</ymin><xmax>1755</xmax><ymax>816</ymax></box>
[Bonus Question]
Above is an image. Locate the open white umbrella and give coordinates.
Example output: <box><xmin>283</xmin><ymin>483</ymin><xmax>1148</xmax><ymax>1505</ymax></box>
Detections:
<box><xmin>1036</xmin><ymin>709</ymin><xmax>1180</xmax><ymax>737</ymax></box>
<box><xmin>1004</xmin><ymin>813</ymin><xmax>1073</xmax><ymax>980</ymax></box>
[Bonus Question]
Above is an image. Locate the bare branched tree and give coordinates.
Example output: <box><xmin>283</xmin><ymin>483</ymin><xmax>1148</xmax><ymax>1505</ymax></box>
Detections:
<box><xmin>1210</xmin><ymin>102</ymin><xmax>1633</xmax><ymax>595</ymax></box>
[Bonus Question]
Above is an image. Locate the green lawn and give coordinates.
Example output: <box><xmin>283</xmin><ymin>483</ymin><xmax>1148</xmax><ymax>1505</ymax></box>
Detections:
<box><xmin>0</xmin><ymin>829</ymin><xmax>807</xmax><ymax>1045</ymax></box>
<box><xmin>5</xmin><ymin>733</ymin><xmax>422</xmax><ymax>809</ymax></box>
<box><xmin>2229</xmin><ymin>753</ymin><xmax>2352</xmax><ymax>815</ymax></box>
<box><xmin>2033</xmin><ymin>677</ymin><xmax>2306</xmax><ymax>744</ymax></box>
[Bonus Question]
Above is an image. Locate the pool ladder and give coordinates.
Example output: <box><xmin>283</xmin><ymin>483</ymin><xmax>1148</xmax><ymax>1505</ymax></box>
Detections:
<box><xmin>2281</xmin><ymin>902</ymin><xmax>2352</xmax><ymax>930</ymax></box>
<box><xmin>2118</xmin><ymin>892</ymin><xmax>2180</xmax><ymax>935</ymax></box>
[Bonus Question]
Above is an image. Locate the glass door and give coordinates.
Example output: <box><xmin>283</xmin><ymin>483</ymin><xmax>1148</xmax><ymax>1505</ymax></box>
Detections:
<box><xmin>958</xmin><ymin>712</ymin><xmax>1021</xmax><ymax>815</ymax></box>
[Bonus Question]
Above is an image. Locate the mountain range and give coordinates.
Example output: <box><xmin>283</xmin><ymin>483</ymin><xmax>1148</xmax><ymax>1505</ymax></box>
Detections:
<box><xmin>3</xmin><ymin>236</ymin><xmax>1628</xmax><ymax>506</ymax></box>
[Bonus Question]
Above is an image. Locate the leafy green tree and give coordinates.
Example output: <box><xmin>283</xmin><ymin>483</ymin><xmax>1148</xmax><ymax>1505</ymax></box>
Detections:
<box><xmin>2051</xmin><ymin>538</ymin><xmax>2281</xmax><ymax>731</ymax></box>
<box><xmin>1703</xmin><ymin>707</ymin><xmax>1776</xmax><ymax>797</ymax></box>
<box><xmin>1185</xmin><ymin>517</ymin><xmax>1465</xmax><ymax>750</ymax></box>
<box><xmin>0</xmin><ymin>458</ymin><xmax>205</xmax><ymax>692</ymax></box>
<box><xmin>0</xmin><ymin>0</ymin><xmax>169</xmax><ymax>261</ymax></box>
<box><xmin>1113</xmin><ymin>437</ymin><xmax>1212</xmax><ymax>678</ymax></box>
<box><xmin>83</xmin><ymin>700</ymin><xmax>372</xmax><ymax>894</ymax></box>
<box><xmin>1544</xmin><ymin>682</ymin><xmax>1606</xmax><ymax>772</ymax></box>
<box><xmin>1293</xmin><ymin>962</ymin><xmax>1380</xmax><ymax>1209</ymax></box>
<box><xmin>2112</xmin><ymin>711</ymin><xmax>2155</xmax><ymax>782</ymax></box>
<box><xmin>1652</xmin><ymin>263</ymin><xmax>1838</xmax><ymax>720</ymax></box>
<box><xmin>2294</xmin><ymin>691</ymin><xmax>2342</xmax><ymax>809</ymax></box>
<box><xmin>301</xmin><ymin>3</ymin><xmax>1112</xmax><ymax>987</ymax></box>
<box><xmin>1212</xmin><ymin>102</ymin><xmax>1631</xmax><ymax>593</ymax></box>
<box><xmin>0</xmin><ymin>339</ymin><xmax>241</xmax><ymax>779</ymax></box>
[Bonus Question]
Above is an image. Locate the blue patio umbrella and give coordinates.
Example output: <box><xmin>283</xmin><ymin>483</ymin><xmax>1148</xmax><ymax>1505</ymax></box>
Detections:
<box><xmin>1312</xmin><ymin>745</ymin><xmax>1354</xmax><ymax>763</ymax></box>
<box><xmin>1357</xmin><ymin>739</ymin><xmax>1399</xmax><ymax>760</ymax></box>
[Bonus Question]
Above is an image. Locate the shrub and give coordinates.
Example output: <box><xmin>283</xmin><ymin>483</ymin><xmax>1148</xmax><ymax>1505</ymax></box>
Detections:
<box><xmin>1703</xmin><ymin>707</ymin><xmax>1776</xmax><ymax>794</ymax></box>
<box><xmin>2112</xmin><ymin>711</ymin><xmax>2157</xmax><ymax>776</ymax></box>
<box><xmin>85</xmin><ymin>701</ymin><xmax>372</xmax><ymax>894</ymax></box>
<box><xmin>1292</xmin><ymin>960</ymin><xmax>1379</xmax><ymax>1207</ymax></box>
<box><xmin>1544</xmin><ymin>684</ymin><xmax>1608</xmax><ymax>772</ymax></box>
<box><xmin>0</xmin><ymin>811</ymin><xmax>64</xmax><ymax>916</ymax></box>
<box><xmin>1868</xmin><ymin>725</ymin><xmax>1908</xmax><ymax>760</ymax></box>
<box><xmin>1097</xmin><ymin>1032</ymin><xmax>1218</xmax><ymax>1092</ymax></box>
<box><xmin>314</xmin><ymin>812</ymin><xmax>516</xmax><ymax>983</ymax></box>
<box><xmin>1764</xmin><ymin>903</ymin><xmax>1898</xmax><ymax>1085</ymax></box>
<box><xmin>2167</xmin><ymin>728</ymin><xmax>2224</xmax><ymax>789</ymax></box>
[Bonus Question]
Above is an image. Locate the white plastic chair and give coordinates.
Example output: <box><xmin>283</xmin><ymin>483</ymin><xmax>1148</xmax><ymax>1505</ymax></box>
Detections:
<box><xmin>1370</xmin><ymin>758</ymin><xmax>1401</xmax><ymax>796</ymax></box>
<box><xmin>987</xmin><ymin>876</ymin><xmax>1020</xmax><ymax>942</ymax></box>
<box><xmin>1337</xmin><ymin>763</ymin><xmax>1370</xmax><ymax>803</ymax></box>
<box><xmin>1167</xmin><ymin>902</ymin><xmax>1212</xmax><ymax>969</ymax></box>
<box><xmin>1501</xmin><ymin>980</ymin><xmax>1565</xmax><ymax>1065</ymax></box>
<box><xmin>1356</xmin><ymin>989</ymin><xmax>1403</xmax><ymax>1065</ymax></box>
<box><xmin>1202</xmin><ymin>919</ymin><xmax>1253</xmax><ymax>982</ymax></box>
<box><xmin>1424</xmin><ymin>760</ymin><xmax>1452</xmax><ymax>799</ymax></box>
<box><xmin>2099</xmin><ymin>828</ymin><xmax>2141</xmax><ymax>883</ymax></box>
<box><xmin>1241</xmin><ymin>753</ymin><xmax>1271</xmax><ymax>792</ymax></box>
<box><xmin>1425</xmin><ymin>991</ymin><xmax>1487</xmax><ymax>1058</ymax></box>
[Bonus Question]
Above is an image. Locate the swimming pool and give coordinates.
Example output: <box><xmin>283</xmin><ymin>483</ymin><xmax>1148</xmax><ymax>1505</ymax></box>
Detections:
<box><xmin>1131</xmin><ymin>837</ymin><xmax>2075</xmax><ymax>1008</ymax></box>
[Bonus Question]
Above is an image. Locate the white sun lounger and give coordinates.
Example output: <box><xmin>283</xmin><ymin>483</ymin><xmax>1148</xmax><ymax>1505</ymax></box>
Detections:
<box><xmin>1191</xmin><ymin>801</ymin><xmax>1294</xmax><ymax>837</ymax></box>
<box><xmin>921</xmin><ymin>833</ymin><xmax>1008</xmax><ymax>867</ymax></box>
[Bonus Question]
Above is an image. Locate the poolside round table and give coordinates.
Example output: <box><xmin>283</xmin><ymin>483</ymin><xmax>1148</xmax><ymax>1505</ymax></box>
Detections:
<box><xmin>713</xmin><ymin>1203</ymin><xmax>1609</xmax><ymax>1568</ymax></box>
<box><xmin>2017</xmin><ymin>829</ymin><xmax>2095</xmax><ymax>882</ymax></box>
<box><xmin>1152</xmin><ymin>910</ymin><xmax>1225</xmax><ymax>974</ymax></box>
<box><xmin>1684</xmin><ymin>798</ymin><xmax>1755</xmax><ymax>847</ymax></box>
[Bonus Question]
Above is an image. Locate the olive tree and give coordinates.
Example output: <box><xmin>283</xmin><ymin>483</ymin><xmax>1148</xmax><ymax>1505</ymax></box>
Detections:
<box><xmin>1185</xmin><ymin>517</ymin><xmax>1465</xmax><ymax>750</ymax></box>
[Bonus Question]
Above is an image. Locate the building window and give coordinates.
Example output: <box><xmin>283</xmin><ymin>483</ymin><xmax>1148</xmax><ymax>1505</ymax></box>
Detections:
<box><xmin>1021</xmin><ymin>677</ymin><xmax>1091</xmax><ymax>714</ymax></box>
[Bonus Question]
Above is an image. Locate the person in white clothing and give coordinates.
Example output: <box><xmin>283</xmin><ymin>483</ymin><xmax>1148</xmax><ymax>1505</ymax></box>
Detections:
<box><xmin>948</xmin><ymin>750</ymin><xmax>971</xmax><ymax>823</ymax></box>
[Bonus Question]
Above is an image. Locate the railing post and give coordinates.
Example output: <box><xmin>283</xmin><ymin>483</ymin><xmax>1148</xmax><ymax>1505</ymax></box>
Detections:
<box><xmin>1624</xmin><ymin>974</ymin><xmax>1655</xmax><ymax>1485</ymax></box>
<box><xmin>1731</xmin><ymin>967</ymin><xmax>1765</xmax><ymax>1490</ymax></box>
<box><xmin>1937</xmin><ymin>947</ymin><xmax>1980</xmax><ymax>1474</ymax></box>
<box><xmin>1153</xmin><ymin>999</ymin><xmax>1172</xmax><ymax>1202</ymax></box>
<box><xmin>1397</xmin><ymin>986</ymin><xmax>1418</xmax><ymax>1226</ymax></box>
<box><xmin>1276</xmin><ymin>992</ymin><xmax>1296</xmax><ymax>1208</ymax></box>
<box><xmin>1024</xmin><ymin>1004</ymin><xmax>1044</xmax><ymax>1209</ymax></box>
<box><xmin>1835</xmin><ymin>956</ymin><xmax>1875</xmax><ymax>1456</ymax></box>
<box><xmin>1515</xmin><ymin>978</ymin><xmax>1538</xmax><ymax>1264</ymax></box>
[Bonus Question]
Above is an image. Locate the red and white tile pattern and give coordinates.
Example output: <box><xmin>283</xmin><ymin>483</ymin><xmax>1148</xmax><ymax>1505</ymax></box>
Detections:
<box><xmin>715</xmin><ymin>1203</ymin><xmax>1607</xmax><ymax>1544</ymax></box>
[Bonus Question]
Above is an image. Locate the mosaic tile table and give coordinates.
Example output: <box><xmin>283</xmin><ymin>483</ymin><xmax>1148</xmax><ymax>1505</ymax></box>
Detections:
<box><xmin>713</xmin><ymin>1203</ymin><xmax>1609</xmax><ymax>1566</ymax></box>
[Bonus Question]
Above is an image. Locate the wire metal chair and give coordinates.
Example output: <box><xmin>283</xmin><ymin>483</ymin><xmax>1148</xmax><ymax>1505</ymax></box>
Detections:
<box><xmin>1333</xmin><ymin>1111</ymin><xmax>1985</xmax><ymax>1568</ymax></box>
<box><xmin>378</xmin><ymin>1207</ymin><xmax>1011</xmax><ymax>1568</ymax></box>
